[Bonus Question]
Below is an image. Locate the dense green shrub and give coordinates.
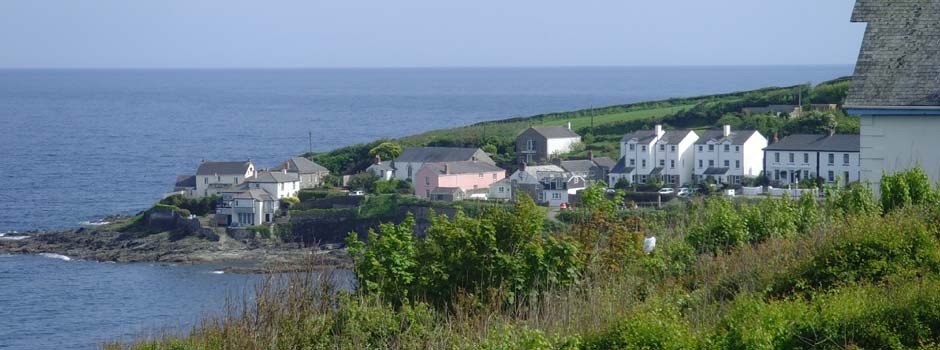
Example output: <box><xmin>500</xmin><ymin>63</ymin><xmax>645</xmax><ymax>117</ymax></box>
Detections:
<box><xmin>687</xmin><ymin>197</ymin><xmax>748</xmax><ymax>254</ymax></box>
<box><xmin>582</xmin><ymin>301</ymin><xmax>697</xmax><ymax>350</ymax></box>
<box><xmin>159</xmin><ymin>194</ymin><xmax>218</xmax><ymax>216</ymax></box>
<box><xmin>880</xmin><ymin>167</ymin><xmax>937</xmax><ymax>213</ymax></box>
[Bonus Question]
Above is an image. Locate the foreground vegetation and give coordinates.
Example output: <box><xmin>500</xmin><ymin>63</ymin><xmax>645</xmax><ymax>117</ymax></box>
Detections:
<box><xmin>110</xmin><ymin>167</ymin><xmax>940</xmax><ymax>349</ymax></box>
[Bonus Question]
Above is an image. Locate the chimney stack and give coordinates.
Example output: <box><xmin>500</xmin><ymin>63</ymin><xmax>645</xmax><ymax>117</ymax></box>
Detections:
<box><xmin>282</xmin><ymin>168</ymin><xmax>288</xmax><ymax>175</ymax></box>
<box><xmin>374</xmin><ymin>155</ymin><xmax>381</xmax><ymax>165</ymax></box>
<box><xmin>588</xmin><ymin>151</ymin><xmax>594</xmax><ymax>161</ymax></box>
<box><xmin>722</xmin><ymin>125</ymin><xmax>731</xmax><ymax>137</ymax></box>
<box><xmin>773</xmin><ymin>131</ymin><xmax>779</xmax><ymax>143</ymax></box>
<box><xmin>567</xmin><ymin>122</ymin><xmax>572</xmax><ymax>130</ymax></box>
<box><xmin>829</xmin><ymin>128</ymin><xmax>835</xmax><ymax>137</ymax></box>
<box><xmin>655</xmin><ymin>124</ymin><xmax>663</xmax><ymax>137</ymax></box>
<box><xmin>443</xmin><ymin>163</ymin><xmax>449</xmax><ymax>175</ymax></box>
<box><xmin>520</xmin><ymin>161</ymin><xmax>527</xmax><ymax>172</ymax></box>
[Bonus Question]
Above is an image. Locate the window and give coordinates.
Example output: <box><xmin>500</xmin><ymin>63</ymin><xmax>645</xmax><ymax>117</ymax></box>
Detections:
<box><xmin>775</xmin><ymin>152</ymin><xmax>780</xmax><ymax>163</ymax></box>
<box><xmin>724</xmin><ymin>144</ymin><xmax>730</xmax><ymax>152</ymax></box>
<box><xmin>735</xmin><ymin>160</ymin><xmax>740</xmax><ymax>169</ymax></box>
<box><xmin>698</xmin><ymin>146</ymin><xmax>704</xmax><ymax>152</ymax></box>
<box><xmin>660</xmin><ymin>144</ymin><xmax>665</xmax><ymax>151</ymax></box>
<box><xmin>407</xmin><ymin>165</ymin><xmax>413</xmax><ymax>177</ymax></box>
<box><xmin>473</xmin><ymin>185</ymin><xmax>479</xmax><ymax>189</ymax></box>
<box><xmin>724</xmin><ymin>160</ymin><xmax>730</xmax><ymax>167</ymax></box>
<box><xmin>828</xmin><ymin>171</ymin><xmax>834</xmax><ymax>182</ymax></box>
<box><xmin>699</xmin><ymin>160</ymin><xmax>703</xmax><ymax>168</ymax></box>
<box><xmin>708</xmin><ymin>160</ymin><xmax>715</xmax><ymax>166</ymax></box>
<box><xmin>552</xmin><ymin>192</ymin><xmax>561</xmax><ymax>199</ymax></box>
<box><xmin>478</xmin><ymin>173</ymin><xmax>483</xmax><ymax>178</ymax></box>
<box><xmin>659</xmin><ymin>159</ymin><xmax>665</xmax><ymax>167</ymax></box>
<box><xmin>844</xmin><ymin>171</ymin><xmax>850</xmax><ymax>182</ymax></box>
<box><xmin>492</xmin><ymin>173</ymin><xmax>497</xmax><ymax>179</ymax></box>
<box><xmin>789</xmin><ymin>153</ymin><xmax>794</xmax><ymax>163</ymax></box>
<box><xmin>641</xmin><ymin>159</ymin><xmax>647</xmax><ymax>167</ymax></box>
<box><xmin>499</xmin><ymin>187</ymin><xmax>505</xmax><ymax>193</ymax></box>
<box><xmin>708</xmin><ymin>145</ymin><xmax>715</xmax><ymax>152</ymax></box>
<box><xmin>735</xmin><ymin>146</ymin><xmax>740</xmax><ymax>152</ymax></box>
<box><xmin>804</xmin><ymin>153</ymin><xmax>809</xmax><ymax>164</ymax></box>
<box><xmin>641</xmin><ymin>145</ymin><xmax>647</xmax><ymax>152</ymax></box>
<box><xmin>425</xmin><ymin>177</ymin><xmax>430</xmax><ymax>186</ymax></box>
<box><xmin>844</xmin><ymin>154</ymin><xmax>850</xmax><ymax>165</ymax></box>
<box><xmin>234</xmin><ymin>177</ymin><xmax>239</xmax><ymax>184</ymax></box>
<box><xmin>671</xmin><ymin>145</ymin><xmax>676</xmax><ymax>152</ymax></box>
<box><xmin>204</xmin><ymin>177</ymin><xmax>208</xmax><ymax>184</ymax></box>
<box><xmin>670</xmin><ymin>160</ymin><xmax>675</xmax><ymax>168</ymax></box>
<box><xmin>527</xmin><ymin>139</ymin><xmax>535</xmax><ymax>151</ymax></box>
<box><xmin>629</xmin><ymin>159</ymin><xmax>635</xmax><ymax>166</ymax></box>
<box><xmin>828</xmin><ymin>153</ymin><xmax>835</xmax><ymax>165</ymax></box>
<box><xmin>629</xmin><ymin>144</ymin><xmax>635</xmax><ymax>151</ymax></box>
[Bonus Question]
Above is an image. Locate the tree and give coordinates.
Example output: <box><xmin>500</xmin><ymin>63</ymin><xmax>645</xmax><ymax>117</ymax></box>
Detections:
<box><xmin>369</xmin><ymin>142</ymin><xmax>403</xmax><ymax>162</ymax></box>
<box><xmin>348</xmin><ymin>172</ymin><xmax>379</xmax><ymax>193</ymax></box>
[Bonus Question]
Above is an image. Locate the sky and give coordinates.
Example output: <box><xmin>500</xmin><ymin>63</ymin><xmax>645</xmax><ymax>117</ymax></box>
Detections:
<box><xmin>0</xmin><ymin>0</ymin><xmax>865</xmax><ymax>69</ymax></box>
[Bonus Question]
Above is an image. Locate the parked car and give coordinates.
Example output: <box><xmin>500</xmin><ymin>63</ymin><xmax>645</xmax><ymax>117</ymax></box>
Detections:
<box><xmin>657</xmin><ymin>187</ymin><xmax>675</xmax><ymax>195</ymax></box>
<box><xmin>677</xmin><ymin>187</ymin><xmax>692</xmax><ymax>197</ymax></box>
<box><xmin>348</xmin><ymin>190</ymin><xmax>365</xmax><ymax>196</ymax></box>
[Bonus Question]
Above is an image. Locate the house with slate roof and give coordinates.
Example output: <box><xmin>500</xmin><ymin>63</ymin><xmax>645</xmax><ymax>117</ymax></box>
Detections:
<box><xmin>374</xmin><ymin>147</ymin><xmax>494</xmax><ymax>183</ymax></box>
<box><xmin>515</xmin><ymin>124</ymin><xmax>582</xmax><ymax>163</ymax></box>
<box><xmin>609</xmin><ymin>125</ymin><xmax>699</xmax><ymax>187</ymax></box>
<box><xmin>692</xmin><ymin>125</ymin><xmax>767</xmax><ymax>185</ymax></box>
<box><xmin>272</xmin><ymin>156</ymin><xmax>330</xmax><ymax>189</ymax></box>
<box><xmin>246</xmin><ymin>169</ymin><xmax>301</xmax><ymax>199</ymax></box>
<box><xmin>195</xmin><ymin>160</ymin><xmax>256</xmax><ymax>197</ymax></box>
<box><xmin>215</xmin><ymin>188</ymin><xmax>279</xmax><ymax>227</ymax></box>
<box><xmin>764</xmin><ymin>134</ymin><xmax>860</xmax><ymax>186</ymax></box>
<box><xmin>843</xmin><ymin>0</ymin><xmax>940</xmax><ymax>194</ymax></box>
<box><xmin>558</xmin><ymin>152</ymin><xmax>614</xmax><ymax>182</ymax></box>
<box><xmin>414</xmin><ymin>161</ymin><xmax>505</xmax><ymax>200</ymax></box>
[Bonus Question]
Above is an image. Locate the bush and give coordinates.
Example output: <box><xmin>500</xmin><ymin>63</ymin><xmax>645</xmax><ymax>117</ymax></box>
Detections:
<box><xmin>880</xmin><ymin>167</ymin><xmax>937</xmax><ymax>213</ymax></box>
<box><xmin>246</xmin><ymin>225</ymin><xmax>272</xmax><ymax>240</ymax></box>
<box><xmin>582</xmin><ymin>301</ymin><xmax>697</xmax><ymax>350</ymax></box>
<box><xmin>348</xmin><ymin>172</ymin><xmax>379</xmax><ymax>193</ymax></box>
<box><xmin>159</xmin><ymin>194</ymin><xmax>218</xmax><ymax>216</ymax></box>
<box><xmin>687</xmin><ymin>197</ymin><xmax>748</xmax><ymax>254</ymax></box>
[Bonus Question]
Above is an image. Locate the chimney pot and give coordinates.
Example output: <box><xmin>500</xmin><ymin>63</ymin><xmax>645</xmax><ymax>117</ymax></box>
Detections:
<box><xmin>723</xmin><ymin>125</ymin><xmax>731</xmax><ymax>137</ymax></box>
<box><xmin>374</xmin><ymin>155</ymin><xmax>381</xmax><ymax>165</ymax></box>
<box><xmin>655</xmin><ymin>124</ymin><xmax>663</xmax><ymax>137</ymax></box>
<box><xmin>566</xmin><ymin>122</ymin><xmax>572</xmax><ymax>130</ymax></box>
<box><xmin>443</xmin><ymin>163</ymin><xmax>449</xmax><ymax>174</ymax></box>
<box><xmin>773</xmin><ymin>132</ymin><xmax>779</xmax><ymax>143</ymax></box>
<box><xmin>588</xmin><ymin>151</ymin><xmax>594</xmax><ymax>161</ymax></box>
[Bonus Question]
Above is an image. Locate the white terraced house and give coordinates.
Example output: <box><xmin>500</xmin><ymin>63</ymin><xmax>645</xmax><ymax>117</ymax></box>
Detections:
<box><xmin>763</xmin><ymin>134</ymin><xmax>860</xmax><ymax>186</ymax></box>
<box><xmin>608</xmin><ymin>125</ymin><xmax>698</xmax><ymax>187</ymax></box>
<box><xmin>692</xmin><ymin>125</ymin><xmax>767</xmax><ymax>185</ymax></box>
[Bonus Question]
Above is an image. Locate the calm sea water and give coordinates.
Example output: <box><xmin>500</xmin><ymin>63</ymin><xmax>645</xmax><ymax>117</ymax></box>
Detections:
<box><xmin>0</xmin><ymin>66</ymin><xmax>854</xmax><ymax>349</ymax></box>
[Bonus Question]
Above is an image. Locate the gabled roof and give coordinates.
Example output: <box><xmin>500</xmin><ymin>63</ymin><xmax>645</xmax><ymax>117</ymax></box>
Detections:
<box><xmin>395</xmin><ymin>147</ymin><xmax>491</xmax><ymax>164</ymax></box>
<box><xmin>592</xmin><ymin>156</ymin><xmax>616</xmax><ymax>169</ymax></box>
<box><xmin>274</xmin><ymin>157</ymin><xmax>328</xmax><ymax>174</ymax></box>
<box><xmin>233</xmin><ymin>188</ymin><xmax>276</xmax><ymax>201</ymax></box>
<box><xmin>175</xmin><ymin>175</ymin><xmax>196</xmax><ymax>188</ymax></box>
<box><xmin>695</xmin><ymin>130</ymin><xmax>760</xmax><ymax>145</ymax></box>
<box><xmin>559</xmin><ymin>159</ymin><xmax>597</xmax><ymax>174</ymax></box>
<box><xmin>846</xmin><ymin>0</ymin><xmax>940</xmax><ymax>107</ymax></box>
<box><xmin>764</xmin><ymin>134</ymin><xmax>860</xmax><ymax>152</ymax></box>
<box><xmin>659</xmin><ymin>130</ymin><xmax>697</xmax><ymax>144</ymax></box>
<box><xmin>528</xmin><ymin>126</ymin><xmax>580</xmax><ymax>139</ymax></box>
<box><xmin>248</xmin><ymin>171</ymin><xmax>300</xmax><ymax>183</ymax></box>
<box><xmin>621</xmin><ymin>130</ymin><xmax>658</xmax><ymax>143</ymax></box>
<box><xmin>704</xmin><ymin>167</ymin><xmax>730</xmax><ymax>175</ymax></box>
<box><xmin>196</xmin><ymin>161</ymin><xmax>253</xmax><ymax>175</ymax></box>
<box><xmin>422</xmin><ymin>161</ymin><xmax>504</xmax><ymax>175</ymax></box>
<box><xmin>368</xmin><ymin>162</ymin><xmax>394</xmax><ymax>172</ymax></box>
<box><xmin>610</xmin><ymin>158</ymin><xmax>636</xmax><ymax>174</ymax></box>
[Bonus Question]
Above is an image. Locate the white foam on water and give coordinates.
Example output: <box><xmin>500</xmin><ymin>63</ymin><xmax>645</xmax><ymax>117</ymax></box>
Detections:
<box><xmin>0</xmin><ymin>235</ymin><xmax>30</xmax><ymax>241</ymax></box>
<box><xmin>79</xmin><ymin>220</ymin><xmax>110</xmax><ymax>226</ymax></box>
<box><xmin>38</xmin><ymin>253</ymin><xmax>72</xmax><ymax>261</ymax></box>
<box><xmin>210</xmin><ymin>270</ymin><xmax>225</xmax><ymax>274</ymax></box>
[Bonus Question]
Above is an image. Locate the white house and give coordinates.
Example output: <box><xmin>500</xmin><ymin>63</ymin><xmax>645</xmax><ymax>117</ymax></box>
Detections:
<box><xmin>272</xmin><ymin>156</ymin><xmax>330</xmax><ymax>189</ymax></box>
<box><xmin>367</xmin><ymin>155</ymin><xmax>395</xmax><ymax>181</ymax></box>
<box><xmin>692</xmin><ymin>125</ymin><xmax>767</xmax><ymax>185</ymax></box>
<box><xmin>608</xmin><ymin>125</ymin><xmax>698</xmax><ymax>187</ymax></box>
<box><xmin>764</xmin><ymin>134</ymin><xmax>860</xmax><ymax>186</ymax></box>
<box><xmin>215</xmin><ymin>188</ymin><xmax>279</xmax><ymax>227</ymax></box>
<box><xmin>381</xmin><ymin>147</ymin><xmax>494</xmax><ymax>183</ymax></box>
<box><xmin>195</xmin><ymin>160</ymin><xmax>256</xmax><ymax>197</ymax></box>
<box><xmin>843</xmin><ymin>0</ymin><xmax>940</xmax><ymax>195</ymax></box>
<box><xmin>245</xmin><ymin>169</ymin><xmax>301</xmax><ymax>199</ymax></box>
<box><xmin>515</xmin><ymin>124</ymin><xmax>582</xmax><ymax>163</ymax></box>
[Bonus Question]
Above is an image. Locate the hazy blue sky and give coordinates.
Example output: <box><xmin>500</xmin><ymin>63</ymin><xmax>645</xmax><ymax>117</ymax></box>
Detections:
<box><xmin>0</xmin><ymin>0</ymin><xmax>865</xmax><ymax>68</ymax></box>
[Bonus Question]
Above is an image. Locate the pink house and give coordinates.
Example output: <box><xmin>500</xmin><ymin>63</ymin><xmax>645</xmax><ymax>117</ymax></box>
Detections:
<box><xmin>415</xmin><ymin>161</ymin><xmax>506</xmax><ymax>200</ymax></box>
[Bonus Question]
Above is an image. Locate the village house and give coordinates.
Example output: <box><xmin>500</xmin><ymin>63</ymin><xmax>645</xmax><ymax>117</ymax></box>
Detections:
<box><xmin>414</xmin><ymin>161</ymin><xmax>505</xmax><ymax>200</ymax></box>
<box><xmin>558</xmin><ymin>152</ymin><xmax>616</xmax><ymax>182</ymax></box>
<box><xmin>608</xmin><ymin>125</ymin><xmax>698</xmax><ymax>187</ymax></box>
<box><xmin>764</xmin><ymin>134</ymin><xmax>860</xmax><ymax>186</ymax></box>
<box><xmin>171</xmin><ymin>175</ymin><xmax>197</xmax><ymax>197</ymax></box>
<box><xmin>692</xmin><ymin>126</ymin><xmax>767</xmax><ymax>185</ymax></box>
<box><xmin>367</xmin><ymin>155</ymin><xmax>395</xmax><ymax>181</ymax></box>
<box><xmin>372</xmin><ymin>147</ymin><xmax>495</xmax><ymax>183</ymax></box>
<box><xmin>843</xmin><ymin>0</ymin><xmax>940</xmax><ymax>195</ymax></box>
<box><xmin>215</xmin><ymin>188</ymin><xmax>279</xmax><ymax>227</ymax></box>
<box><xmin>515</xmin><ymin>124</ymin><xmax>581</xmax><ymax>163</ymax></box>
<box><xmin>538</xmin><ymin>174</ymin><xmax>578</xmax><ymax>207</ymax></box>
<box><xmin>245</xmin><ymin>169</ymin><xmax>301</xmax><ymax>199</ymax></box>
<box><xmin>194</xmin><ymin>160</ymin><xmax>256</xmax><ymax>197</ymax></box>
<box><xmin>491</xmin><ymin>164</ymin><xmax>566</xmax><ymax>201</ymax></box>
<box><xmin>272</xmin><ymin>156</ymin><xmax>330</xmax><ymax>189</ymax></box>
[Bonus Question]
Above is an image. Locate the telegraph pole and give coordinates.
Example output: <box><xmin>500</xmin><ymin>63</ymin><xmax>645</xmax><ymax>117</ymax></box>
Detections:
<box><xmin>308</xmin><ymin>131</ymin><xmax>313</xmax><ymax>154</ymax></box>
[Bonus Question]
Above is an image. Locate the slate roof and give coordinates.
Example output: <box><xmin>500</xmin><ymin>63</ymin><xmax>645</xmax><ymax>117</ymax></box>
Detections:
<box><xmin>610</xmin><ymin>158</ymin><xmax>636</xmax><ymax>174</ymax></box>
<box><xmin>592</xmin><ymin>156</ymin><xmax>616</xmax><ymax>169</ymax></box>
<box><xmin>175</xmin><ymin>175</ymin><xmax>196</xmax><ymax>188</ymax></box>
<box><xmin>704</xmin><ymin>167</ymin><xmax>731</xmax><ymax>175</ymax></box>
<box><xmin>395</xmin><ymin>147</ymin><xmax>492</xmax><ymax>164</ymax></box>
<box><xmin>559</xmin><ymin>160</ymin><xmax>597</xmax><ymax>174</ymax></box>
<box><xmin>248</xmin><ymin>171</ymin><xmax>300</xmax><ymax>183</ymax></box>
<box><xmin>529</xmin><ymin>126</ymin><xmax>580</xmax><ymax>139</ymax></box>
<box><xmin>764</xmin><ymin>134</ymin><xmax>860</xmax><ymax>152</ymax></box>
<box><xmin>695</xmin><ymin>130</ymin><xmax>760</xmax><ymax>145</ymax></box>
<box><xmin>621</xmin><ymin>130</ymin><xmax>658</xmax><ymax>143</ymax></box>
<box><xmin>233</xmin><ymin>188</ymin><xmax>276</xmax><ymax>201</ymax></box>
<box><xmin>196</xmin><ymin>161</ymin><xmax>253</xmax><ymax>175</ymax></box>
<box><xmin>649</xmin><ymin>167</ymin><xmax>664</xmax><ymax>176</ymax></box>
<box><xmin>846</xmin><ymin>0</ymin><xmax>940</xmax><ymax>107</ymax></box>
<box><xmin>273</xmin><ymin>157</ymin><xmax>328</xmax><ymax>174</ymax></box>
<box><xmin>430</xmin><ymin>187</ymin><xmax>464</xmax><ymax>195</ymax></box>
<box><xmin>422</xmin><ymin>161</ymin><xmax>504</xmax><ymax>175</ymax></box>
<box><xmin>659</xmin><ymin>130</ymin><xmax>697</xmax><ymax>144</ymax></box>
<box><xmin>368</xmin><ymin>162</ymin><xmax>395</xmax><ymax>172</ymax></box>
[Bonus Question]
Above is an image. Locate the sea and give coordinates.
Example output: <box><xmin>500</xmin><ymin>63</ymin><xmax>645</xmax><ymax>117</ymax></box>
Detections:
<box><xmin>0</xmin><ymin>66</ymin><xmax>853</xmax><ymax>349</ymax></box>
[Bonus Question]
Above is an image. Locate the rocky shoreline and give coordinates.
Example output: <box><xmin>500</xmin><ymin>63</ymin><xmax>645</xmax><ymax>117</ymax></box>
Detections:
<box><xmin>0</xmin><ymin>218</ymin><xmax>351</xmax><ymax>273</ymax></box>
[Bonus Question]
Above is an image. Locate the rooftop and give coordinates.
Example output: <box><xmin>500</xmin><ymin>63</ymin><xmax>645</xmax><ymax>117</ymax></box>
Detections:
<box><xmin>528</xmin><ymin>126</ymin><xmax>580</xmax><ymax>139</ymax></box>
<box><xmin>395</xmin><ymin>147</ymin><xmax>491</xmax><ymax>164</ymax></box>
<box><xmin>248</xmin><ymin>171</ymin><xmax>300</xmax><ymax>183</ymax></box>
<box><xmin>764</xmin><ymin>134</ymin><xmax>860</xmax><ymax>152</ymax></box>
<box><xmin>423</xmin><ymin>161</ymin><xmax>504</xmax><ymax>175</ymax></box>
<box><xmin>273</xmin><ymin>156</ymin><xmax>328</xmax><ymax>174</ymax></box>
<box><xmin>196</xmin><ymin>161</ymin><xmax>253</xmax><ymax>176</ymax></box>
<box><xmin>695</xmin><ymin>129</ymin><xmax>760</xmax><ymax>145</ymax></box>
<box><xmin>846</xmin><ymin>0</ymin><xmax>940</xmax><ymax>107</ymax></box>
